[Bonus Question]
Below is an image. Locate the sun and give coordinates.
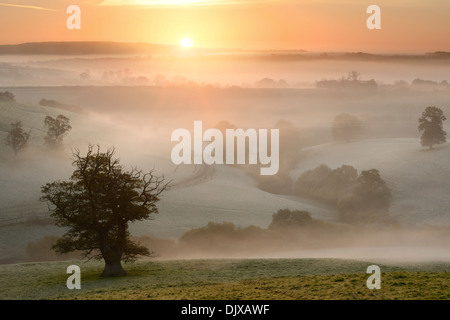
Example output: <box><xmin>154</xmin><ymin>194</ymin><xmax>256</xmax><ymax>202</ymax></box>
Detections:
<box><xmin>179</xmin><ymin>37</ymin><xmax>193</xmax><ymax>48</ymax></box>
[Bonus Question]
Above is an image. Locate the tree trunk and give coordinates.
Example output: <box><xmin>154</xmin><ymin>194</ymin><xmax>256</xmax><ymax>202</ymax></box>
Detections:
<box><xmin>100</xmin><ymin>244</ymin><xmax>126</xmax><ymax>277</ymax></box>
<box><xmin>100</xmin><ymin>223</ymin><xmax>128</xmax><ymax>277</ymax></box>
<box><xmin>101</xmin><ymin>258</ymin><xmax>126</xmax><ymax>277</ymax></box>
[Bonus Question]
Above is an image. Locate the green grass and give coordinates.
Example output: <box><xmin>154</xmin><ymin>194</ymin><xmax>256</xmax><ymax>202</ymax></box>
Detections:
<box><xmin>0</xmin><ymin>258</ymin><xmax>449</xmax><ymax>300</ymax></box>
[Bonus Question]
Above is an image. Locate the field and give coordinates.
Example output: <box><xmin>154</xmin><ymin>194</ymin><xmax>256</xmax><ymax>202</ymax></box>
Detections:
<box><xmin>0</xmin><ymin>258</ymin><xmax>449</xmax><ymax>300</ymax></box>
<box><xmin>2</xmin><ymin>86</ymin><xmax>450</xmax><ymax>263</ymax></box>
<box><xmin>1</xmin><ymin>55</ymin><xmax>450</xmax><ymax>301</ymax></box>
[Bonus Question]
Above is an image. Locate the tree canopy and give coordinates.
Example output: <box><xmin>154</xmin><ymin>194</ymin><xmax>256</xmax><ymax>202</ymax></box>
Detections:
<box><xmin>337</xmin><ymin>169</ymin><xmax>392</xmax><ymax>223</ymax></box>
<box><xmin>5</xmin><ymin>121</ymin><xmax>30</xmax><ymax>155</ymax></box>
<box><xmin>44</xmin><ymin>114</ymin><xmax>72</xmax><ymax>147</ymax></box>
<box><xmin>269</xmin><ymin>209</ymin><xmax>313</xmax><ymax>230</ymax></box>
<box><xmin>418</xmin><ymin>106</ymin><xmax>447</xmax><ymax>149</ymax></box>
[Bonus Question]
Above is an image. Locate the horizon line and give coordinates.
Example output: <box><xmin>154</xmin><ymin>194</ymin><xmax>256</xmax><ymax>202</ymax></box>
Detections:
<box><xmin>0</xmin><ymin>40</ymin><xmax>446</xmax><ymax>56</ymax></box>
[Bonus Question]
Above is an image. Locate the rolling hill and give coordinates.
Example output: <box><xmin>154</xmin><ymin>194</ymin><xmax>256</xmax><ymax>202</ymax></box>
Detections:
<box><xmin>0</xmin><ymin>97</ymin><xmax>333</xmax><ymax>262</ymax></box>
<box><xmin>1</xmin><ymin>86</ymin><xmax>450</xmax><ymax>264</ymax></box>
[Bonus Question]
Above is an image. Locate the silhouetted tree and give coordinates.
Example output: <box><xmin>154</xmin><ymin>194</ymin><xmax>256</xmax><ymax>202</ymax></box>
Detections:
<box><xmin>337</xmin><ymin>169</ymin><xmax>392</xmax><ymax>223</ymax></box>
<box><xmin>41</xmin><ymin>145</ymin><xmax>169</xmax><ymax>277</ymax></box>
<box><xmin>44</xmin><ymin>114</ymin><xmax>72</xmax><ymax>147</ymax></box>
<box><xmin>295</xmin><ymin>164</ymin><xmax>358</xmax><ymax>204</ymax></box>
<box><xmin>269</xmin><ymin>209</ymin><xmax>313</xmax><ymax>230</ymax></box>
<box><xmin>353</xmin><ymin>169</ymin><xmax>391</xmax><ymax>210</ymax></box>
<box><xmin>5</xmin><ymin>121</ymin><xmax>30</xmax><ymax>155</ymax></box>
<box><xmin>332</xmin><ymin>113</ymin><xmax>364</xmax><ymax>142</ymax></box>
<box><xmin>418</xmin><ymin>106</ymin><xmax>447</xmax><ymax>149</ymax></box>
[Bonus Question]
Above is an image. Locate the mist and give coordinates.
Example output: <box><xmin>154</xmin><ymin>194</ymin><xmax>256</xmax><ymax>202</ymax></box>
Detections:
<box><xmin>1</xmin><ymin>50</ymin><xmax>450</xmax><ymax>265</ymax></box>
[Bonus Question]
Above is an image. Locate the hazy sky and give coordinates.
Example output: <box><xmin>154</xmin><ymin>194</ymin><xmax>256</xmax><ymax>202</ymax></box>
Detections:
<box><xmin>0</xmin><ymin>0</ymin><xmax>449</xmax><ymax>52</ymax></box>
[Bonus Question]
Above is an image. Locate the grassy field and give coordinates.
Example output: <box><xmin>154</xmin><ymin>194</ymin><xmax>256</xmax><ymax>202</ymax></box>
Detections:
<box><xmin>0</xmin><ymin>258</ymin><xmax>449</xmax><ymax>300</ymax></box>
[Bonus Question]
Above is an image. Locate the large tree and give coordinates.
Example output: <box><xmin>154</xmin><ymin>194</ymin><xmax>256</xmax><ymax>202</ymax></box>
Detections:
<box><xmin>418</xmin><ymin>106</ymin><xmax>447</xmax><ymax>149</ymax></box>
<box><xmin>41</xmin><ymin>145</ymin><xmax>168</xmax><ymax>277</ymax></box>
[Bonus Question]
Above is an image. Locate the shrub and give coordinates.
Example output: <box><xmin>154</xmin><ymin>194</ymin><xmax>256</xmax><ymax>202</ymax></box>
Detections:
<box><xmin>0</xmin><ymin>91</ymin><xmax>15</xmax><ymax>102</ymax></box>
<box><xmin>268</xmin><ymin>209</ymin><xmax>313</xmax><ymax>230</ymax></box>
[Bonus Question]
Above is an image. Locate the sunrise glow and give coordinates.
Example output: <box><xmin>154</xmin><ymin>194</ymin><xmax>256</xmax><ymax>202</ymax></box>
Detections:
<box><xmin>0</xmin><ymin>1</ymin><xmax>449</xmax><ymax>53</ymax></box>
<box><xmin>179</xmin><ymin>37</ymin><xmax>193</xmax><ymax>48</ymax></box>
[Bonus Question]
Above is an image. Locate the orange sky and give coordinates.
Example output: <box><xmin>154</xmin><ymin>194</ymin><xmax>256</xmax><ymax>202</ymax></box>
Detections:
<box><xmin>0</xmin><ymin>0</ymin><xmax>449</xmax><ymax>53</ymax></box>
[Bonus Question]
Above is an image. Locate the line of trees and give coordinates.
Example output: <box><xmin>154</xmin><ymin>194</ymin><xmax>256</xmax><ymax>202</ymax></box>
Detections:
<box><xmin>4</xmin><ymin>114</ymin><xmax>72</xmax><ymax>155</ymax></box>
<box><xmin>295</xmin><ymin>164</ymin><xmax>393</xmax><ymax>224</ymax></box>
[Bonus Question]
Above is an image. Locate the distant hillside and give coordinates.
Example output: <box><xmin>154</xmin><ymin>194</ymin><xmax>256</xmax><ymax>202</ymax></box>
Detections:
<box><xmin>1</xmin><ymin>42</ymin><xmax>450</xmax><ymax>60</ymax></box>
<box><xmin>0</xmin><ymin>42</ymin><xmax>178</xmax><ymax>55</ymax></box>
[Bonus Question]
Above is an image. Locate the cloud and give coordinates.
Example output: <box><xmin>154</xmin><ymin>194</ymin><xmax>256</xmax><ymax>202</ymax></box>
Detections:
<box><xmin>0</xmin><ymin>3</ymin><xmax>57</xmax><ymax>11</ymax></box>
